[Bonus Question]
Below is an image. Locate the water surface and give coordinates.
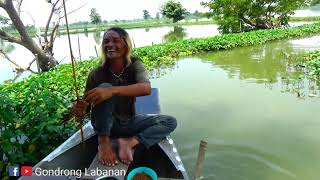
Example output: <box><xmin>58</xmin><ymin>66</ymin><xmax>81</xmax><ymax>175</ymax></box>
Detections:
<box><xmin>150</xmin><ymin>36</ymin><xmax>320</xmax><ymax>180</ymax></box>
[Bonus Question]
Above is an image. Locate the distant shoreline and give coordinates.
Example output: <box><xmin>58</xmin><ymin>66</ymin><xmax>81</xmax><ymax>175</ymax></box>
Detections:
<box><xmin>5</xmin><ymin>16</ymin><xmax>320</xmax><ymax>38</ymax></box>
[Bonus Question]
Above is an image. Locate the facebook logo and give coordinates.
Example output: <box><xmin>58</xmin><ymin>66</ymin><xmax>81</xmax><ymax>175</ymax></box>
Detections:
<box><xmin>9</xmin><ymin>166</ymin><xmax>20</xmax><ymax>177</ymax></box>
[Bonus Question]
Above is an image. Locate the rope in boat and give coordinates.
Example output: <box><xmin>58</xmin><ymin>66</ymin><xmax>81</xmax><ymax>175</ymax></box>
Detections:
<box><xmin>62</xmin><ymin>0</ymin><xmax>84</xmax><ymax>144</ymax></box>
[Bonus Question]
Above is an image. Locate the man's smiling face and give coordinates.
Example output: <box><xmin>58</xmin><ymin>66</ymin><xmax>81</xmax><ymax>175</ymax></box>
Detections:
<box><xmin>103</xmin><ymin>30</ymin><xmax>127</xmax><ymax>60</ymax></box>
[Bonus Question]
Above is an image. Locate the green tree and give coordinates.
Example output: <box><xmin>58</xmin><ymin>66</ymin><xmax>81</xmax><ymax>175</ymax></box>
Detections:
<box><xmin>143</xmin><ymin>9</ymin><xmax>151</xmax><ymax>20</ymax></box>
<box><xmin>156</xmin><ymin>12</ymin><xmax>160</xmax><ymax>19</ymax></box>
<box><xmin>202</xmin><ymin>0</ymin><xmax>311</xmax><ymax>34</ymax></box>
<box><xmin>0</xmin><ymin>0</ymin><xmax>61</xmax><ymax>72</ymax></box>
<box><xmin>311</xmin><ymin>0</ymin><xmax>320</xmax><ymax>5</ymax></box>
<box><xmin>90</xmin><ymin>8</ymin><xmax>101</xmax><ymax>24</ymax></box>
<box><xmin>161</xmin><ymin>0</ymin><xmax>188</xmax><ymax>23</ymax></box>
<box><xmin>0</xmin><ymin>15</ymin><xmax>9</xmax><ymax>24</ymax></box>
<box><xmin>194</xmin><ymin>10</ymin><xmax>199</xmax><ymax>16</ymax></box>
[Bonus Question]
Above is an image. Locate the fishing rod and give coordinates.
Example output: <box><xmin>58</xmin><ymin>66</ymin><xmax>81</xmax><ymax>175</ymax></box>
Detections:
<box><xmin>62</xmin><ymin>0</ymin><xmax>84</xmax><ymax>144</ymax></box>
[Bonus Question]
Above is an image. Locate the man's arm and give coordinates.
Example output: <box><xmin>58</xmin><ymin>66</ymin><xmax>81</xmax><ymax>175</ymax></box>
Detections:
<box><xmin>111</xmin><ymin>82</ymin><xmax>151</xmax><ymax>97</ymax></box>
<box><xmin>85</xmin><ymin>82</ymin><xmax>151</xmax><ymax>105</ymax></box>
<box><xmin>85</xmin><ymin>59</ymin><xmax>151</xmax><ymax>104</ymax></box>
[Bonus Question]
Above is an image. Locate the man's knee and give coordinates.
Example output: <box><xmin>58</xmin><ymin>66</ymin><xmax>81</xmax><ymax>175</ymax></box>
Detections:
<box><xmin>159</xmin><ymin>115</ymin><xmax>177</xmax><ymax>132</ymax></box>
<box><xmin>168</xmin><ymin>115</ymin><xmax>177</xmax><ymax>131</ymax></box>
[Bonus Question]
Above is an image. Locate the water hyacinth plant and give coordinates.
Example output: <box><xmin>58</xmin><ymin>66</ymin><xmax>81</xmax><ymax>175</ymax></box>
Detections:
<box><xmin>303</xmin><ymin>51</ymin><xmax>320</xmax><ymax>78</ymax></box>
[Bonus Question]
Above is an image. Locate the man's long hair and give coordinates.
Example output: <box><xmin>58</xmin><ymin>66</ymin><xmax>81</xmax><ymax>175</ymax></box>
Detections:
<box><xmin>100</xmin><ymin>27</ymin><xmax>133</xmax><ymax>67</ymax></box>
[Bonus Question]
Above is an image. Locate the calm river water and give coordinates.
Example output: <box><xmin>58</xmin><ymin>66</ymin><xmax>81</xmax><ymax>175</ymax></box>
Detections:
<box><xmin>150</xmin><ymin>35</ymin><xmax>320</xmax><ymax>179</ymax></box>
<box><xmin>0</xmin><ymin>21</ymin><xmax>317</xmax><ymax>83</ymax></box>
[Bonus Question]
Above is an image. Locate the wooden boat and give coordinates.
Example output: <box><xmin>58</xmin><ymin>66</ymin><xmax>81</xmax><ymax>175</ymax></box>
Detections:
<box><xmin>20</xmin><ymin>88</ymin><xmax>189</xmax><ymax>180</ymax></box>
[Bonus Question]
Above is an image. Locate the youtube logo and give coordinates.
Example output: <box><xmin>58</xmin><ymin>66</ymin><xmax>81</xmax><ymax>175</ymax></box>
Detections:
<box><xmin>21</xmin><ymin>166</ymin><xmax>33</xmax><ymax>176</ymax></box>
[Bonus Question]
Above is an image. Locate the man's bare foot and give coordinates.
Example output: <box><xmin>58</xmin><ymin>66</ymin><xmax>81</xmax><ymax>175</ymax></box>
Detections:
<box><xmin>98</xmin><ymin>136</ymin><xmax>119</xmax><ymax>167</ymax></box>
<box><xmin>118</xmin><ymin>137</ymin><xmax>139</xmax><ymax>165</ymax></box>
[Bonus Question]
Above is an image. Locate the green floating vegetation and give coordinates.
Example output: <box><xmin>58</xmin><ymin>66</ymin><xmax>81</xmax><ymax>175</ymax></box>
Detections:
<box><xmin>303</xmin><ymin>51</ymin><xmax>320</xmax><ymax>78</ymax></box>
<box><xmin>290</xmin><ymin>16</ymin><xmax>320</xmax><ymax>22</ymax></box>
<box><xmin>1</xmin><ymin>23</ymin><xmax>320</xmax><ymax>174</ymax></box>
<box><xmin>136</xmin><ymin>23</ymin><xmax>320</xmax><ymax>65</ymax></box>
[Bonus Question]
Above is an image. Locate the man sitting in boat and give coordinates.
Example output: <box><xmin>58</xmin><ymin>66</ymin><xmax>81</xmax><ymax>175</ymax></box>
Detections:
<box><xmin>73</xmin><ymin>27</ymin><xmax>177</xmax><ymax>167</ymax></box>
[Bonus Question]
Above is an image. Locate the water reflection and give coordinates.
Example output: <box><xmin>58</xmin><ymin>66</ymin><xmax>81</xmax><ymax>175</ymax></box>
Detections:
<box><xmin>2</xmin><ymin>70</ymin><xmax>35</xmax><ymax>84</ymax></box>
<box><xmin>162</xmin><ymin>26</ymin><xmax>187</xmax><ymax>43</ymax></box>
<box><xmin>1</xmin><ymin>24</ymin><xmax>319</xmax><ymax>84</ymax></box>
<box><xmin>150</xmin><ymin>58</ymin><xmax>320</xmax><ymax>180</ymax></box>
<box><xmin>0</xmin><ymin>40</ymin><xmax>15</xmax><ymax>54</ymax></box>
<box><xmin>148</xmin><ymin>62</ymin><xmax>177</xmax><ymax>79</ymax></box>
<box><xmin>93</xmin><ymin>30</ymin><xmax>102</xmax><ymax>45</ymax></box>
<box><xmin>84</xmin><ymin>28</ymin><xmax>89</xmax><ymax>37</ymax></box>
<box><xmin>0</xmin><ymin>25</ymin><xmax>220</xmax><ymax>83</ymax></box>
<box><xmin>195</xmin><ymin>37</ymin><xmax>320</xmax><ymax>98</ymax></box>
<box><xmin>199</xmin><ymin>44</ymin><xmax>292</xmax><ymax>83</ymax></box>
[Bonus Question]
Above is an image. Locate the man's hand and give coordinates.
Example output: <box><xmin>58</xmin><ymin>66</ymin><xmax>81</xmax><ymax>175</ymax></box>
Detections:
<box><xmin>85</xmin><ymin>87</ymin><xmax>114</xmax><ymax>105</ymax></box>
<box><xmin>72</xmin><ymin>100</ymin><xmax>89</xmax><ymax>118</ymax></box>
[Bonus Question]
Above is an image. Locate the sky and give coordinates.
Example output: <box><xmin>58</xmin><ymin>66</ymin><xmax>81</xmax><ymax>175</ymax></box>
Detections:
<box><xmin>0</xmin><ymin>0</ymin><xmax>210</xmax><ymax>27</ymax></box>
